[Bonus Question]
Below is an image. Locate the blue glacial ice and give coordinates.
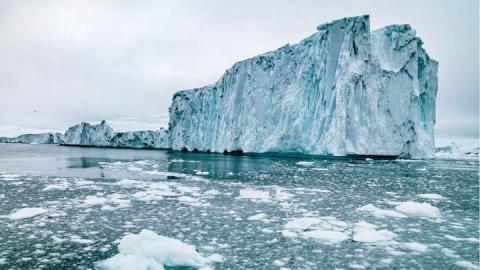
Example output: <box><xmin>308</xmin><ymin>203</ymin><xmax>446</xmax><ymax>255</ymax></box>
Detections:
<box><xmin>168</xmin><ymin>15</ymin><xmax>438</xmax><ymax>158</ymax></box>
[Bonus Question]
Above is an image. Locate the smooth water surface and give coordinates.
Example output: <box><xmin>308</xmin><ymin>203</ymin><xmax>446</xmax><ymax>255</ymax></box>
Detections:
<box><xmin>0</xmin><ymin>143</ymin><xmax>478</xmax><ymax>269</ymax></box>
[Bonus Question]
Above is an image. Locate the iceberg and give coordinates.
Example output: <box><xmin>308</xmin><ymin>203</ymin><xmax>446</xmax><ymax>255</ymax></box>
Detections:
<box><xmin>64</xmin><ymin>120</ymin><xmax>115</xmax><ymax>146</ymax></box>
<box><xmin>63</xmin><ymin>120</ymin><xmax>170</xmax><ymax>149</ymax></box>
<box><xmin>0</xmin><ymin>132</ymin><xmax>64</xmax><ymax>144</ymax></box>
<box><xmin>0</xmin><ymin>120</ymin><xmax>170</xmax><ymax>149</ymax></box>
<box><xmin>168</xmin><ymin>15</ymin><xmax>438</xmax><ymax>158</ymax></box>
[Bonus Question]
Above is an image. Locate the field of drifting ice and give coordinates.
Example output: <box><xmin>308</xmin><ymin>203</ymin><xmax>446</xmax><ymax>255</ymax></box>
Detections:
<box><xmin>0</xmin><ymin>144</ymin><xmax>478</xmax><ymax>269</ymax></box>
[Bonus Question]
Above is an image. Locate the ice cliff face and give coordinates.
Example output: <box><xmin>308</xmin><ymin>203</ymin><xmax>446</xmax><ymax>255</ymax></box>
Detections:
<box><xmin>63</xmin><ymin>120</ymin><xmax>170</xmax><ymax>149</ymax></box>
<box><xmin>110</xmin><ymin>129</ymin><xmax>170</xmax><ymax>149</ymax></box>
<box><xmin>0</xmin><ymin>133</ymin><xmax>64</xmax><ymax>144</ymax></box>
<box><xmin>168</xmin><ymin>15</ymin><xmax>438</xmax><ymax>158</ymax></box>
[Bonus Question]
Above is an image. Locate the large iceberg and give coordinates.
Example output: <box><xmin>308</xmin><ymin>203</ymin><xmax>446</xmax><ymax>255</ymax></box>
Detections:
<box><xmin>168</xmin><ymin>15</ymin><xmax>438</xmax><ymax>158</ymax></box>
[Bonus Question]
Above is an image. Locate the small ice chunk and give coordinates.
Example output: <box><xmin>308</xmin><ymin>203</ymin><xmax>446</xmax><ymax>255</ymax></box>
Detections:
<box><xmin>98</xmin><ymin>229</ymin><xmax>214</xmax><ymax>269</ymax></box>
<box><xmin>402</xmin><ymin>242</ymin><xmax>428</xmax><ymax>253</ymax></box>
<box><xmin>296</xmin><ymin>161</ymin><xmax>315</xmax><ymax>166</ymax></box>
<box><xmin>8</xmin><ymin>207</ymin><xmax>48</xmax><ymax>219</ymax></box>
<box><xmin>195</xmin><ymin>171</ymin><xmax>209</xmax><ymax>176</ymax></box>
<box><xmin>239</xmin><ymin>188</ymin><xmax>269</xmax><ymax>200</ymax></box>
<box><xmin>349</xmin><ymin>264</ymin><xmax>367</xmax><ymax>269</ymax></box>
<box><xmin>353</xmin><ymin>222</ymin><xmax>395</xmax><ymax>243</ymax></box>
<box><xmin>177</xmin><ymin>196</ymin><xmax>198</xmax><ymax>203</ymax></box>
<box><xmin>84</xmin><ymin>196</ymin><xmax>109</xmax><ymax>205</ymax></box>
<box><xmin>273</xmin><ymin>259</ymin><xmax>286</xmax><ymax>267</ymax></box>
<box><xmin>441</xmin><ymin>248</ymin><xmax>460</xmax><ymax>258</ymax></box>
<box><xmin>357</xmin><ymin>204</ymin><xmax>406</xmax><ymax>218</ymax></box>
<box><xmin>284</xmin><ymin>217</ymin><xmax>322</xmax><ymax>230</ymax></box>
<box><xmin>301</xmin><ymin>230</ymin><xmax>349</xmax><ymax>243</ymax></box>
<box><xmin>127</xmin><ymin>166</ymin><xmax>143</xmax><ymax>172</ymax></box>
<box><xmin>70</xmin><ymin>236</ymin><xmax>95</xmax><ymax>244</ymax></box>
<box><xmin>418</xmin><ymin>194</ymin><xmax>445</xmax><ymax>200</ymax></box>
<box><xmin>455</xmin><ymin>260</ymin><xmax>480</xmax><ymax>270</ymax></box>
<box><xmin>247</xmin><ymin>213</ymin><xmax>267</xmax><ymax>221</ymax></box>
<box><xmin>395</xmin><ymin>202</ymin><xmax>441</xmax><ymax>218</ymax></box>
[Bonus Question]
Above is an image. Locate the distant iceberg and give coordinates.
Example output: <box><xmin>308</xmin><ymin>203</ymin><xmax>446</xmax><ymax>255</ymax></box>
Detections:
<box><xmin>63</xmin><ymin>120</ymin><xmax>170</xmax><ymax>149</ymax></box>
<box><xmin>0</xmin><ymin>132</ymin><xmax>64</xmax><ymax>144</ymax></box>
<box><xmin>0</xmin><ymin>15</ymin><xmax>439</xmax><ymax>158</ymax></box>
<box><xmin>169</xmin><ymin>15</ymin><xmax>438</xmax><ymax>158</ymax></box>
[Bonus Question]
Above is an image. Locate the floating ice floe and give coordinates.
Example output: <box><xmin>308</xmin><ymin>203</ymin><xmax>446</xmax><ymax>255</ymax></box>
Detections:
<box><xmin>296</xmin><ymin>161</ymin><xmax>315</xmax><ymax>166</ymax></box>
<box><xmin>357</xmin><ymin>204</ymin><xmax>406</xmax><ymax>218</ymax></box>
<box><xmin>283</xmin><ymin>216</ymin><xmax>349</xmax><ymax>244</ymax></box>
<box><xmin>83</xmin><ymin>194</ymin><xmax>131</xmax><ymax>210</ymax></box>
<box><xmin>194</xmin><ymin>171</ymin><xmax>210</xmax><ymax>176</ymax></box>
<box><xmin>401</xmin><ymin>242</ymin><xmax>428</xmax><ymax>253</ymax></box>
<box><xmin>455</xmin><ymin>260</ymin><xmax>480</xmax><ymax>270</ymax></box>
<box><xmin>7</xmin><ymin>207</ymin><xmax>48</xmax><ymax>220</ymax></box>
<box><xmin>97</xmin><ymin>229</ymin><xmax>219</xmax><ymax>270</ymax></box>
<box><xmin>444</xmin><ymin>235</ymin><xmax>478</xmax><ymax>243</ymax></box>
<box><xmin>247</xmin><ymin>213</ymin><xmax>268</xmax><ymax>221</ymax></box>
<box><xmin>394</xmin><ymin>202</ymin><xmax>441</xmax><ymax>218</ymax></box>
<box><xmin>417</xmin><ymin>193</ymin><xmax>445</xmax><ymax>200</ymax></box>
<box><xmin>239</xmin><ymin>188</ymin><xmax>270</xmax><ymax>200</ymax></box>
<box><xmin>352</xmin><ymin>221</ymin><xmax>396</xmax><ymax>243</ymax></box>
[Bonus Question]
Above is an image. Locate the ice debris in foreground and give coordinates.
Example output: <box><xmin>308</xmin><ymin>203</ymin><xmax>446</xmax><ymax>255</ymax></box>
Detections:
<box><xmin>7</xmin><ymin>207</ymin><xmax>49</xmax><ymax>220</ymax></box>
<box><xmin>98</xmin><ymin>229</ymin><xmax>220</xmax><ymax>270</ymax></box>
<box><xmin>394</xmin><ymin>201</ymin><xmax>441</xmax><ymax>218</ymax></box>
<box><xmin>357</xmin><ymin>201</ymin><xmax>441</xmax><ymax>219</ymax></box>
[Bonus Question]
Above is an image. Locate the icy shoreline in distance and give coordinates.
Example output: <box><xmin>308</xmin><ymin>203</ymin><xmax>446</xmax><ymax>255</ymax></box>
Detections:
<box><xmin>0</xmin><ymin>120</ymin><xmax>477</xmax><ymax>160</ymax></box>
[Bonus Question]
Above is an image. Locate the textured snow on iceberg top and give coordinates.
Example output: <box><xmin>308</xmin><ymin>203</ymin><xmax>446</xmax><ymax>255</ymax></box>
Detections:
<box><xmin>168</xmin><ymin>15</ymin><xmax>438</xmax><ymax>158</ymax></box>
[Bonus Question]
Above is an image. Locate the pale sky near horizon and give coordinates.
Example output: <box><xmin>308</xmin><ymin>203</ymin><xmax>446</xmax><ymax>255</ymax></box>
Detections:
<box><xmin>0</xmin><ymin>0</ymin><xmax>478</xmax><ymax>137</ymax></box>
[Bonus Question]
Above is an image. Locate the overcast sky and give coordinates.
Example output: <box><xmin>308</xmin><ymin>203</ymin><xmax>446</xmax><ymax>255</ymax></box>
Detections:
<box><xmin>0</xmin><ymin>0</ymin><xmax>478</xmax><ymax>137</ymax></box>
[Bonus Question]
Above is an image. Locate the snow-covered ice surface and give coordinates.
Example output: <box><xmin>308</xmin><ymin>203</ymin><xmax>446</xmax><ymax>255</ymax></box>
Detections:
<box><xmin>0</xmin><ymin>143</ymin><xmax>478</xmax><ymax>269</ymax></box>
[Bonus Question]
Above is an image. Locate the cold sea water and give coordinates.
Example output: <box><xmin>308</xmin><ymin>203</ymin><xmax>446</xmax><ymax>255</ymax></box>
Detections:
<box><xmin>0</xmin><ymin>143</ymin><xmax>478</xmax><ymax>269</ymax></box>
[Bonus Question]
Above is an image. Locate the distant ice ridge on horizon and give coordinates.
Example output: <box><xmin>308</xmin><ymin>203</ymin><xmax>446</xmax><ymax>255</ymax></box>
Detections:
<box><xmin>435</xmin><ymin>137</ymin><xmax>479</xmax><ymax>160</ymax></box>
<box><xmin>63</xmin><ymin>120</ymin><xmax>170</xmax><ymax>149</ymax></box>
<box><xmin>0</xmin><ymin>121</ymin><xmax>170</xmax><ymax>149</ymax></box>
<box><xmin>169</xmin><ymin>15</ymin><xmax>438</xmax><ymax>158</ymax></box>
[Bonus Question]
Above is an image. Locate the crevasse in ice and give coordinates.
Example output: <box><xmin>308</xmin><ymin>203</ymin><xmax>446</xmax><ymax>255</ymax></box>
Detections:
<box><xmin>168</xmin><ymin>15</ymin><xmax>438</xmax><ymax>158</ymax></box>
